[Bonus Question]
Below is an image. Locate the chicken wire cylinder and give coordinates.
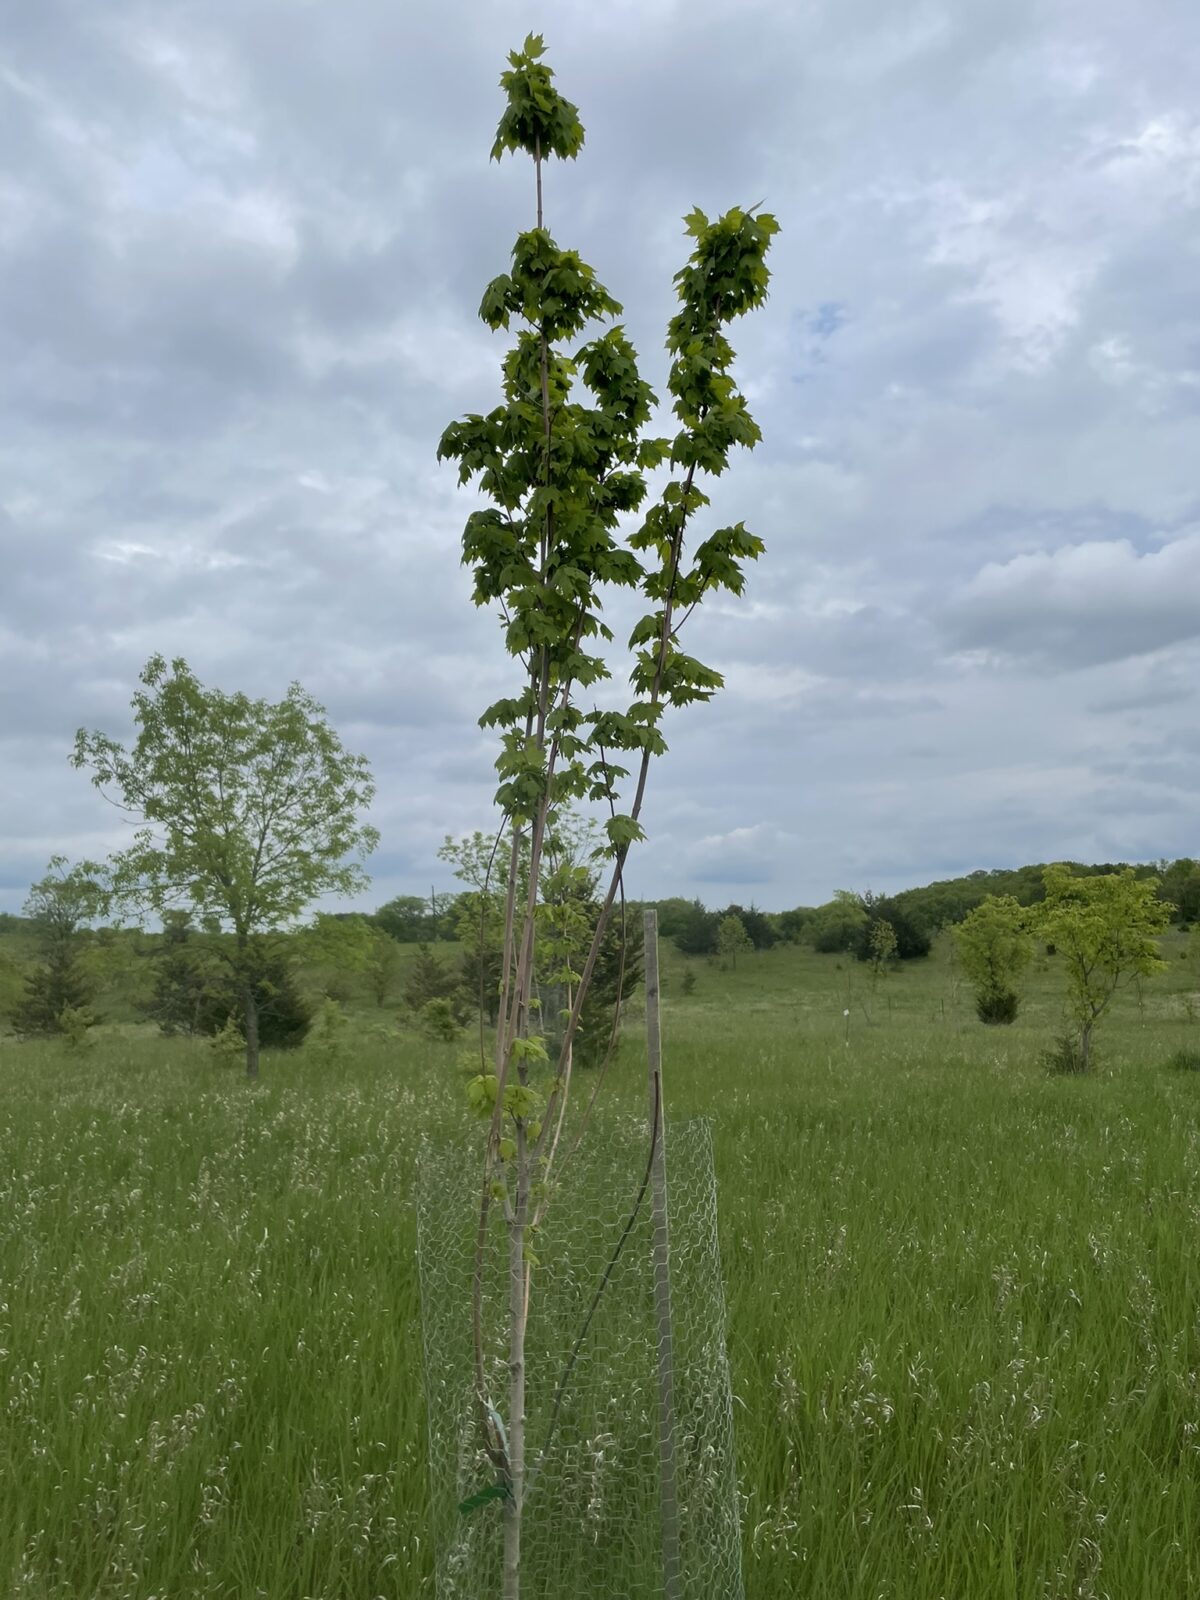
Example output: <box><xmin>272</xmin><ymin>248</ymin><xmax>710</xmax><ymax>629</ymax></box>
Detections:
<box><xmin>416</xmin><ymin>1117</ymin><xmax>743</xmax><ymax>1600</ymax></box>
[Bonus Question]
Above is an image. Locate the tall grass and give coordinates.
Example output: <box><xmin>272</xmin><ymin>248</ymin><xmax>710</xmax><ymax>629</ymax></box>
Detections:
<box><xmin>2</xmin><ymin>935</ymin><xmax>1199</xmax><ymax>1596</ymax></box>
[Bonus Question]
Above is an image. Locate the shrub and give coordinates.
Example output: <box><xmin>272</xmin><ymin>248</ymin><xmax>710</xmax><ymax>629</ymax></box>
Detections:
<box><xmin>1042</xmin><ymin>1033</ymin><xmax>1090</xmax><ymax>1075</ymax></box>
<box><xmin>57</xmin><ymin>1004</ymin><xmax>98</xmax><ymax>1049</ymax></box>
<box><xmin>975</xmin><ymin>986</ymin><xmax>1020</xmax><ymax>1025</ymax></box>
<box><xmin>308</xmin><ymin>997</ymin><xmax>350</xmax><ymax>1067</ymax></box>
<box><xmin>191</xmin><ymin>952</ymin><xmax>312</xmax><ymax>1051</ymax></box>
<box><xmin>405</xmin><ymin>944</ymin><xmax>460</xmax><ymax>1013</ymax></box>
<box><xmin>9</xmin><ymin>948</ymin><xmax>97</xmax><ymax>1038</ymax></box>
<box><xmin>420</xmin><ymin>997</ymin><xmax>460</xmax><ymax>1042</ymax></box>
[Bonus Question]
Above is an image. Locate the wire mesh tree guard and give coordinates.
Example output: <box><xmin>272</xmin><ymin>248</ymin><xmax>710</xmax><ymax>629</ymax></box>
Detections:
<box><xmin>416</xmin><ymin>1115</ymin><xmax>743</xmax><ymax>1599</ymax></box>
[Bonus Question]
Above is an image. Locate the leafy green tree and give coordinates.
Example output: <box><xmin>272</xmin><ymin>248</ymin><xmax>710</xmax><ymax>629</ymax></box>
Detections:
<box><xmin>194</xmin><ymin>941</ymin><xmax>312</xmax><ymax>1051</ymax></box>
<box><xmin>404</xmin><ymin>943</ymin><xmax>462</xmax><ymax>1015</ymax></box>
<box><xmin>775</xmin><ymin>906</ymin><xmax>813</xmax><ymax>943</ymax></box>
<box><xmin>437</xmin><ymin>36</ymin><xmax>775</xmax><ymax>1592</ymax></box>
<box><xmin>374</xmin><ymin>893</ymin><xmax>457</xmax><ymax>942</ymax></box>
<box><xmin>1160</xmin><ymin>858</ymin><xmax>1200</xmax><ymax>926</ymax></box>
<box><xmin>867</xmin><ymin>918</ymin><xmax>898</xmax><ymax>985</ymax></box>
<box><xmin>854</xmin><ymin>893</ymin><xmax>932</xmax><ymax>962</ymax></box>
<box><xmin>1033</xmin><ymin>865</ymin><xmax>1171</xmax><ymax>1070</ymax></box>
<box><xmin>302</xmin><ymin>912</ymin><xmax>403</xmax><ymax>1008</ymax></box>
<box><xmin>139</xmin><ymin>911</ymin><xmax>228</xmax><ymax>1036</ymax></box>
<box><xmin>721</xmin><ymin>902</ymin><xmax>776</xmax><ymax>950</ymax></box>
<box><xmin>364</xmin><ymin>928</ymin><xmax>403</xmax><ymax>1007</ymax></box>
<box><xmin>671</xmin><ymin>899</ymin><xmax>720</xmax><ymax>956</ymax></box>
<box><xmin>8</xmin><ymin>858</ymin><xmax>102</xmax><ymax>1039</ymax></box>
<box><xmin>72</xmin><ymin>655</ymin><xmax>377</xmax><ymax>1078</ymax></box>
<box><xmin>650</xmin><ymin>897</ymin><xmax>703</xmax><ymax>941</ymax></box>
<box><xmin>717</xmin><ymin>912</ymin><xmax>753</xmax><ymax>970</ymax></box>
<box><xmin>952</xmin><ymin>895</ymin><xmax>1033</xmax><ymax>1024</ymax></box>
<box><xmin>807</xmin><ymin>890</ymin><xmax>868</xmax><ymax>954</ymax></box>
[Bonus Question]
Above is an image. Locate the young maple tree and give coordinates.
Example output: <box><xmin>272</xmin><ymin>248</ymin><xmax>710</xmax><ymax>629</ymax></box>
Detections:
<box><xmin>436</xmin><ymin>35</ymin><xmax>776</xmax><ymax>1596</ymax></box>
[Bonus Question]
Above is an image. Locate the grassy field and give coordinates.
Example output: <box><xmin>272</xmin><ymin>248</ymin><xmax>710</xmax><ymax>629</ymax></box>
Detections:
<box><xmin>3</xmin><ymin>934</ymin><xmax>1200</xmax><ymax>1598</ymax></box>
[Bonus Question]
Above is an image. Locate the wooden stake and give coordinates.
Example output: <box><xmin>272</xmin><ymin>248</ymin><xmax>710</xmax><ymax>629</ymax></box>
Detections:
<box><xmin>644</xmin><ymin>910</ymin><xmax>682</xmax><ymax>1599</ymax></box>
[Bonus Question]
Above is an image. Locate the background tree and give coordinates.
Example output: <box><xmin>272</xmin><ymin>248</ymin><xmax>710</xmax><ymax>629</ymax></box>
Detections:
<box><xmin>854</xmin><ymin>892</ymin><xmax>932</xmax><ymax>962</ymax></box>
<box><xmin>867</xmin><ymin>918</ymin><xmax>898</xmax><ymax>985</ymax></box>
<box><xmin>374</xmin><ymin>892</ymin><xmax>457</xmax><ymax>943</ymax></box>
<box><xmin>302</xmin><ymin>912</ymin><xmax>403</xmax><ymax>1009</ymax></box>
<box><xmin>139</xmin><ymin>911</ymin><xmax>228</xmax><ymax>1036</ymax></box>
<box><xmin>1034</xmin><ymin>865</ymin><xmax>1170</xmax><ymax>1070</ymax></box>
<box><xmin>1159</xmin><ymin>857</ymin><xmax>1200</xmax><ymax>926</ymax></box>
<box><xmin>807</xmin><ymin>890</ymin><xmax>869</xmax><ymax>954</ymax></box>
<box><xmin>952</xmin><ymin>894</ymin><xmax>1033</xmax><ymax>1024</ymax></box>
<box><xmin>404</xmin><ymin>943</ymin><xmax>462</xmax><ymax>1016</ymax></box>
<box><xmin>8</xmin><ymin>857</ymin><xmax>101</xmax><ymax>1038</ymax></box>
<box><xmin>721</xmin><ymin>902</ymin><xmax>777</xmax><ymax>950</ymax></box>
<box><xmin>72</xmin><ymin>655</ymin><xmax>377</xmax><ymax>1078</ymax></box>
<box><xmin>671</xmin><ymin>898</ymin><xmax>720</xmax><ymax>956</ymax></box>
<box><xmin>775</xmin><ymin>905</ymin><xmax>814</xmax><ymax>943</ymax></box>
<box><xmin>717</xmin><ymin>913</ymin><xmax>753</xmax><ymax>971</ymax></box>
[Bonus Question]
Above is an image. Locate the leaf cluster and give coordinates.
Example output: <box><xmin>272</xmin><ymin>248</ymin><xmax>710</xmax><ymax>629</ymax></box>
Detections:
<box><xmin>71</xmin><ymin>655</ymin><xmax>378</xmax><ymax>937</ymax></box>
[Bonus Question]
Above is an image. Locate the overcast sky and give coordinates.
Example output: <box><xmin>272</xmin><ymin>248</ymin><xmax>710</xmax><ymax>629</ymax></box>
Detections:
<box><xmin>2</xmin><ymin>0</ymin><xmax>1198</xmax><ymax>916</ymax></box>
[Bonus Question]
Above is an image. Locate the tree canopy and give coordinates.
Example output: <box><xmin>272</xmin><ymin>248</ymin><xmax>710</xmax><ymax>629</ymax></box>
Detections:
<box><xmin>72</xmin><ymin>655</ymin><xmax>377</xmax><ymax>1075</ymax></box>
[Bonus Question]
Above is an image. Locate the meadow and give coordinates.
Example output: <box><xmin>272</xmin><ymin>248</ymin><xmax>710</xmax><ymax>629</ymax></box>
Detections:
<box><xmin>3</xmin><ymin>934</ymin><xmax>1200</xmax><ymax>1598</ymax></box>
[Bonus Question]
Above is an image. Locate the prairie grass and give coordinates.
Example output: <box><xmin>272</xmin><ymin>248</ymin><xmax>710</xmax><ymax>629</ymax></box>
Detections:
<box><xmin>2</xmin><ymin>934</ymin><xmax>1200</xmax><ymax>1596</ymax></box>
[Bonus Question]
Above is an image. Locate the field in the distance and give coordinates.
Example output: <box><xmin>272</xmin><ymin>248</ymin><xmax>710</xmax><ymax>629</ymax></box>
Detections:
<box><xmin>3</xmin><ymin>936</ymin><xmax>1200</xmax><ymax>1598</ymax></box>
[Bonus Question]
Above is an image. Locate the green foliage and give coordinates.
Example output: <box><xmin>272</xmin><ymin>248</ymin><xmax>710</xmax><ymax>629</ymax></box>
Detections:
<box><xmin>953</xmin><ymin>896</ymin><xmax>1033</xmax><ymax>1025</ymax></box>
<box><xmin>807</xmin><ymin>890</ymin><xmax>869</xmax><ymax>954</ymax></box>
<box><xmin>190</xmin><ymin>945</ymin><xmax>312</xmax><ymax>1052</ymax></box>
<box><xmin>373</xmin><ymin>894</ymin><xmax>457</xmax><ymax>943</ymax></box>
<box><xmin>868</xmin><ymin>918</ymin><xmax>899</xmax><ymax>981</ymax></box>
<box><xmin>671</xmin><ymin>899</ymin><xmax>720</xmax><ymax>956</ymax></box>
<box><xmin>71</xmin><ymin>656</ymin><xmax>376</xmax><ymax>1075</ymax></box>
<box><xmin>1166</xmin><ymin>1046</ymin><xmax>1200</xmax><ymax>1072</ymax></box>
<box><xmin>9</xmin><ymin>946</ymin><xmax>97</xmax><ymax>1038</ymax></box>
<box><xmin>208</xmin><ymin>1014</ymin><xmax>245</xmax><ymax>1065</ymax></box>
<box><xmin>774</xmin><ymin>906</ymin><xmax>814</xmax><ymax>944</ymax></box>
<box><xmin>721</xmin><ymin>902</ymin><xmax>777</xmax><ymax>950</ymax></box>
<box><xmin>420</xmin><ymin>997</ymin><xmax>461</xmax><ymax>1044</ymax></box>
<box><xmin>1033</xmin><ymin>865</ymin><xmax>1171</xmax><ymax>1069</ymax></box>
<box><xmin>301</xmin><ymin>913</ymin><xmax>403</xmax><ymax>1008</ymax></box>
<box><xmin>1159</xmin><ymin>857</ymin><xmax>1200</xmax><ymax>925</ymax></box>
<box><xmin>72</xmin><ymin>657</ymin><xmax>377</xmax><ymax>935</ymax></box>
<box><xmin>404</xmin><ymin>944</ymin><xmax>462</xmax><ymax>1016</ymax></box>
<box><xmin>717</xmin><ymin>913</ymin><xmax>753</xmax><ymax>971</ymax></box>
<box><xmin>434</xmin><ymin>49</ymin><xmax>776</xmax><ymax>1581</ymax></box>
<box><xmin>139</xmin><ymin>912</ymin><xmax>227</xmax><ymax>1036</ymax></box>
<box><xmin>57</xmin><ymin>1004</ymin><xmax>98</xmax><ymax>1049</ymax></box>
<box><xmin>569</xmin><ymin>898</ymin><xmax>643</xmax><ymax>1069</ymax></box>
<box><xmin>1041</xmin><ymin>1031</ymin><xmax>1090</xmax><ymax>1075</ymax></box>
<box><xmin>855</xmin><ymin>894</ymin><xmax>931</xmax><ymax>962</ymax></box>
<box><xmin>7</xmin><ymin>859</ymin><xmax>102</xmax><ymax>1038</ymax></box>
<box><xmin>490</xmin><ymin>34</ymin><xmax>585</xmax><ymax>164</ymax></box>
<box><xmin>975</xmin><ymin>986</ymin><xmax>1020</xmax><ymax>1025</ymax></box>
<box><xmin>307</xmin><ymin>997</ymin><xmax>350</xmax><ymax>1068</ymax></box>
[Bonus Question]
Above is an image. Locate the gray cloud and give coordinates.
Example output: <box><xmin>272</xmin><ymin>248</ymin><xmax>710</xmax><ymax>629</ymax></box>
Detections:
<box><xmin>3</xmin><ymin>0</ymin><xmax>1200</xmax><ymax>914</ymax></box>
<box><xmin>941</xmin><ymin>532</ymin><xmax>1200</xmax><ymax>667</ymax></box>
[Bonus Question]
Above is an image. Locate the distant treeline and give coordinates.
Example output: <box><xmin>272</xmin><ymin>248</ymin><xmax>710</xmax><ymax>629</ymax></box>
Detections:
<box><xmin>636</xmin><ymin>855</ymin><xmax>1200</xmax><ymax>963</ymax></box>
<box><xmin>2</xmin><ymin>856</ymin><xmax>1197</xmax><ymax>961</ymax></box>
